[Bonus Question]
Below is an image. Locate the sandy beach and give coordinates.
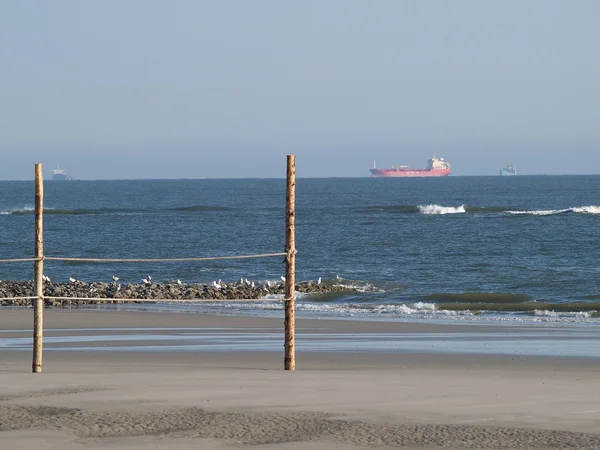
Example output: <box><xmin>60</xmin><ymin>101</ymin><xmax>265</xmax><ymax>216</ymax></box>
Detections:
<box><xmin>1</xmin><ymin>309</ymin><xmax>600</xmax><ymax>449</ymax></box>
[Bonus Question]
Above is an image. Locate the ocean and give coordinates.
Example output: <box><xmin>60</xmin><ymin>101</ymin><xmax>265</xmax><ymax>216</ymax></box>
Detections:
<box><xmin>1</xmin><ymin>175</ymin><xmax>600</xmax><ymax>323</ymax></box>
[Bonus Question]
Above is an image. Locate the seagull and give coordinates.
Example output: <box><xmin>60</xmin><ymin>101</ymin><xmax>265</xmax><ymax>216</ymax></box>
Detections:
<box><xmin>336</xmin><ymin>274</ymin><xmax>342</xmax><ymax>280</ymax></box>
<box><xmin>317</xmin><ymin>277</ymin><xmax>322</xmax><ymax>285</ymax></box>
<box><xmin>244</xmin><ymin>278</ymin><xmax>251</xmax><ymax>286</ymax></box>
<box><xmin>112</xmin><ymin>276</ymin><xmax>119</xmax><ymax>282</ymax></box>
<box><xmin>280</xmin><ymin>276</ymin><xmax>286</xmax><ymax>283</ymax></box>
<box><xmin>116</xmin><ymin>284</ymin><xmax>121</xmax><ymax>292</ymax></box>
<box><xmin>212</xmin><ymin>280</ymin><xmax>222</xmax><ymax>289</ymax></box>
<box><xmin>251</xmin><ymin>281</ymin><xmax>255</xmax><ymax>288</ymax></box>
<box><xmin>267</xmin><ymin>280</ymin><xmax>273</xmax><ymax>288</ymax></box>
<box><xmin>69</xmin><ymin>277</ymin><xmax>77</xmax><ymax>283</ymax></box>
<box><xmin>142</xmin><ymin>276</ymin><xmax>152</xmax><ymax>285</ymax></box>
<box><xmin>42</xmin><ymin>274</ymin><xmax>51</xmax><ymax>282</ymax></box>
<box><xmin>176</xmin><ymin>279</ymin><xmax>182</xmax><ymax>285</ymax></box>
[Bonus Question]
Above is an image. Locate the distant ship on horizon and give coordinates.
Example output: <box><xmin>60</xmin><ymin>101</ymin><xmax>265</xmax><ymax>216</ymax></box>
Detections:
<box><xmin>499</xmin><ymin>165</ymin><xmax>517</xmax><ymax>176</ymax></box>
<box><xmin>52</xmin><ymin>166</ymin><xmax>73</xmax><ymax>181</ymax></box>
<box><xmin>370</xmin><ymin>155</ymin><xmax>451</xmax><ymax>177</ymax></box>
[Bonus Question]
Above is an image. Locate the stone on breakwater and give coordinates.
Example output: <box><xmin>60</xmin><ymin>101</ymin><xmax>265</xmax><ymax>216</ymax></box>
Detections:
<box><xmin>0</xmin><ymin>279</ymin><xmax>361</xmax><ymax>307</ymax></box>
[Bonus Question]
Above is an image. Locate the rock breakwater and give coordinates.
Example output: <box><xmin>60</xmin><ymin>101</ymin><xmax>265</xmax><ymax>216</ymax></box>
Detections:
<box><xmin>0</xmin><ymin>279</ymin><xmax>361</xmax><ymax>307</ymax></box>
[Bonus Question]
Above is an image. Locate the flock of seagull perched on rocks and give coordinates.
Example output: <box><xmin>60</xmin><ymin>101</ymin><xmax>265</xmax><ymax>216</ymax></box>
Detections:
<box><xmin>41</xmin><ymin>273</ymin><xmax>337</xmax><ymax>289</ymax></box>
<box><xmin>0</xmin><ymin>274</ymin><xmax>356</xmax><ymax>306</ymax></box>
<box><xmin>50</xmin><ymin>274</ymin><xmax>336</xmax><ymax>294</ymax></box>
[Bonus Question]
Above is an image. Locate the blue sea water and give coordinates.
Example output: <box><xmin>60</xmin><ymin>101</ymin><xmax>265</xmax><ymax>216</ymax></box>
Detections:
<box><xmin>1</xmin><ymin>175</ymin><xmax>600</xmax><ymax>323</ymax></box>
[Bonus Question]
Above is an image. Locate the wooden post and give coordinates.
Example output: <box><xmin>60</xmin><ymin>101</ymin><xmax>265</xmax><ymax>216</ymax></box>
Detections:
<box><xmin>284</xmin><ymin>154</ymin><xmax>296</xmax><ymax>370</ymax></box>
<box><xmin>32</xmin><ymin>163</ymin><xmax>44</xmax><ymax>373</ymax></box>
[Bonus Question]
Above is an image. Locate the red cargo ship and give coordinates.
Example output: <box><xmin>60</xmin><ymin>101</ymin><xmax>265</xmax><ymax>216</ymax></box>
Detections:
<box><xmin>370</xmin><ymin>155</ymin><xmax>451</xmax><ymax>177</ymax></box>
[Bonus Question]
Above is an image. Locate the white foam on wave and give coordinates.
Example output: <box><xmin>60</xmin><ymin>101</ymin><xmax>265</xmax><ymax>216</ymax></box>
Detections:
<box><xmin>572</xmin><ymin>205</ymin><xmax>600</xmax><ymax>214</ymax></box>
<box><xmin>262</xmin><ymin>291</ymin><xmax>309</xmax><ymax>301</ymax></box>
<box><xmin>136</xmin><ymin>300</ymin><xmax>600</xmax><ymax>324</ymax></box>
<box><xmin>507</xmin><ymin>206</ymin><xmax>600</xmax><ymax>216</ymax></box>
<box><xmin>533</xmin><ymin>309</ymin><xmax>595</xmax><ymax>319</ymax></box>
<box><xmin>294</xmin><ymin>301</ymin><xmax>474</xmax><ymax>318</ymax></box>
<box><xmin>333</xmin><ymin>282</ymin><xmax>383</xmax><ymax>293</ymax></box>
<box><xmin>419</xmin><ymin>204</ymin><xmax>466</xmax><ymax>215</ymax></box>
<box><xmin>165</xmin><ymin>300</ymin><xmax>473</xmax><ymax>318</ymax></box>
<box><xmin>0</xmin><ymin>206</ymin><xmax>34</xmax><ymax>215</ymax></box>
<box><xmin>507</xmin><ymin>208</ymin><xmax>569</xmax><ymax>216</ymax></box>
<box><xmin>413</xmin><ymin>301</ymin><xmax>438</xmax><ymax>311</ymax></box>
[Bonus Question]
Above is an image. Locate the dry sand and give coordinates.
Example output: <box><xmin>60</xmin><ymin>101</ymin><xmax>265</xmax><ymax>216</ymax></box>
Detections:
<box><xmin>1</xmin><ymin>309</ymin><xmax>600</xmax><ymax>449</ymax></box>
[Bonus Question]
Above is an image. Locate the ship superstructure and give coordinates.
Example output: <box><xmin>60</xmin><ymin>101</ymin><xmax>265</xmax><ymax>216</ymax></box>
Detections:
<box><xmin>499</xmin><ymin>165</ymin><xmax>517</xmax><ymax>176</ymax></box>
<box><xmin>370</xmin><ymin>155</ymin><xmax>451</xmax><ymax>177</ymax></box>
<box><xmin>52</xmin><ymin>166</ymin><xmax>72</xmax><ymax>181</ymax></box>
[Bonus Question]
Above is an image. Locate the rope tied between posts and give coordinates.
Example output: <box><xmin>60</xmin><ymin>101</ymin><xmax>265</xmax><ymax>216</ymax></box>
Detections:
<box><xmin>10</xmin><ymin>156</ymin><xmax>297</xmax><ymax>373</ymax></box>
<box><xmin>0</xmin><ymin>257</ymin><xmax>43</xmax><ymax>263</ymax></box>
<box><xmin>43</xmin><ymin>252</ymin><xmax>286</xmax><ymax>263</ymax></box>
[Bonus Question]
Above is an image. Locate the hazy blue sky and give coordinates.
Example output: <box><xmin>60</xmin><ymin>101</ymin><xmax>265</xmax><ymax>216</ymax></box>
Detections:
<box><xmin>1</xmin><ymin>0</ymin><xmax>599</xmax><ymax>179</ymax></box>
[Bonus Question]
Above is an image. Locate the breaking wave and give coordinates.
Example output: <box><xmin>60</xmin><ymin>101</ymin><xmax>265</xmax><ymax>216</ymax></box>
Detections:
<box><xmin>507</xmin><ymin>206</ymin><xmax>600</xmax><ymax>216</ymax></box>
<box><xmin>419</xmin><ymin>204</ymin><xmax>466</xmax><ymax>214</ymax></box>
<box><xmin>420</xmin><ymin>204</ymin><xmax>600</xmax><ymax>216</ymax></box>
<box><xmin>420</xmin><ymin>292</ymin><xmax>600</xmax><ymax>315</ymax></box>
<box><xmin>171</xmin><ymin>298</ymin><xmax>600</xmax><ymax>323</ymax></box>
<box><xmin>532</xmin><ymin>310</ymin><xmax>595</xmax><ymax>320</ymax></box>
<box><xmin>0</xmin><ymin>206</ymin><xmax>34</xmax><ymax>215</ymax></box>
<box><xmin>573</xmin><ymin>206</ymin><xmax>600</xmax><ymax>214</ymax></box>
<box><xmin>353</xmin><ymin>204</ymin><xmax>600</xmax><ymax>216</ymax></box>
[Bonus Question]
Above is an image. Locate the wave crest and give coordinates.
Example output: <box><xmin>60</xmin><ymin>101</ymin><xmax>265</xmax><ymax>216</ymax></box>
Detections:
<box><xmin>419</xmin><ymin>204</ymin><xmax>466</xmax><ymax>215</ymax></box>
<box><xmin>507</xmin><ymin>206</ymin><xmax>600</xmax><ymax>216</ymax></box>
<box><xmin>571</xmin><ymin>206</ymin><xmax>600</xmax><ymax>214</ymax></box>
<box><xmin>0</xmin><ymin>206</ymin><xmax>34</xmax><ymax>215</ymax></box>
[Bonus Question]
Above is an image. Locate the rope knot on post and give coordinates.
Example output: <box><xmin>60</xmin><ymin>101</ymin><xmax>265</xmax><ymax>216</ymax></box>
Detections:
<box><xmin>284</xmin><ymin>249</ymin><xmax>298</xmax><ymax>264</ymax></box>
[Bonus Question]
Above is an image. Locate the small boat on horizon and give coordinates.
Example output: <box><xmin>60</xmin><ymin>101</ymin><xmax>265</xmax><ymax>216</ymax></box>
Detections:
<box><xmin>499</xmin><ymin>165</ymin><xmax>517</xmax><ymax>176</ymax></box>
<box><xmin>52</xmin><ymin>166</ymin><xmax>73</xmax><ymax>181</ymax></box>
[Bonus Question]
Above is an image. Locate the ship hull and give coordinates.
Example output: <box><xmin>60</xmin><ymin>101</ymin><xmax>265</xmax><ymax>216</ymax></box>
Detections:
<box><xmin>370</xmin><ymin>168</ymin><xmax>451</xmax><ymax>177</ymax></box>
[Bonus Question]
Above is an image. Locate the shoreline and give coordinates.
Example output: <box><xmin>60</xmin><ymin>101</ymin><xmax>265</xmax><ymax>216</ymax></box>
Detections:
<box><xmin>2</xmin><ymin>308</ymin><xmax>600</xmax><ymax>359</ymax></box>
<box><xmin>2</xmin><ymin>310</ymin><xmax>600</xmax><ymax>449</ymax></box>
<box><xmin>3</xmin><ymin>279</ymin><xmax>600</xmax><ymax>325</ymax></box>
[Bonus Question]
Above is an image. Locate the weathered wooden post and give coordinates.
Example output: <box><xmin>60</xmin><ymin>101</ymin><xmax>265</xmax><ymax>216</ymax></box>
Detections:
<box><xmin>33</xmin><ymin>163</ymin><xmax>44</xmax><ymax>373</ymax></box>
<box><xmin>284</xmin><ymin>154</ymin><xmax>296</xmax><ymax>370</ymax></box>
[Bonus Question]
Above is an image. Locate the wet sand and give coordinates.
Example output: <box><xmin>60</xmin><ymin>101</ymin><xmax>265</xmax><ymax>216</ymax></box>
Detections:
<box><xmin>1</xmin><ymin>309</ymin><xmax>600</xmax><ymax>449</ymax></box>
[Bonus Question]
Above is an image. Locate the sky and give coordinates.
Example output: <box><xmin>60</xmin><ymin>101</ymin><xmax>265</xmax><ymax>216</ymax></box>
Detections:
<box><xmin>1</xmin><ymin>0</ymin><xmax>599</xmax><ymax>179</ymax></box>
